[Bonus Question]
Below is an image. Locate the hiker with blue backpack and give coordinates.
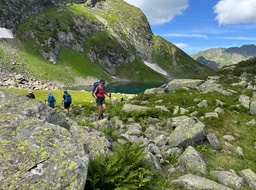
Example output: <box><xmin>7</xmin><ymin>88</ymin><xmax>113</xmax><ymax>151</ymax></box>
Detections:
<box><xmin>62</xmin><ymin>90</ymin><xmax>72</xmax><ymax>113</ymax></box>
<box><xmin>93</xmin><ymin>80</ymin><xmax>111</xmax><ymax>120</ymax></box>
<box><xmin>45</xmin><ymin>92</ymin><xmax>56</xmax><ymax>108</ymax></box>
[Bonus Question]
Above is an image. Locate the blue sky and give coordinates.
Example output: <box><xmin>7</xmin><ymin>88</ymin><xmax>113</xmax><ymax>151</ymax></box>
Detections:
<box><xmin>124</xmin><ymin>0</ymin><xmax>256</xmax><ymax>55</ymax></box>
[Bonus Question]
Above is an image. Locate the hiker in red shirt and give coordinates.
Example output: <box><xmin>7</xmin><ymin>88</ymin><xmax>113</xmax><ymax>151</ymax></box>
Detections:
<box><xmin>93</xmin><ymin>79</ymin><xmax>111</xmax><ymax>120</ymax></box>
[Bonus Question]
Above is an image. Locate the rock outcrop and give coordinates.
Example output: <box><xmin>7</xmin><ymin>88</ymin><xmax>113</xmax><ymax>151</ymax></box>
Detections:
<box><xmin>0</xmin><ymin>90</ymin><xmax>89</xmax><ymax>189</ymax></box>
<box><xmin>168</xmin><ymin>116</ymin><xmax>206</xmax><ymax>148</ymax></box>
<box><xmin>0</xmin><ymin>0</ymin><xmax>85</xmax><ymax>30</ymax></box>
<box><xmin>172</xmin><ymin>174</ymin><xmax>233</xmax><ymax>190</ymax></box>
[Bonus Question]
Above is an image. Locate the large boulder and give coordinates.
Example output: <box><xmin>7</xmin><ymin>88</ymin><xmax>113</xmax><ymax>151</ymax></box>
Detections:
<box><xmin>70</xmin><ymin>125</ymin><xmax>112</xmax><ymax>159</ymax></box>
<box><xmin>166</xmin><ymin>79</ymin><xmax>204</xmax><ymax>92</ymax></box>
<box><xmin>239</xmin><ymin>95</ymin><xmax>250</xmax><ymax>109</ymax></box>
<box><xmin>211</xmin><ymin>170</ymin><xmax>244</xmax><ymax>189</ymax></box>
<box><xmin>240</xmin><ymin>169</ymin><xmax>256</xmax><ymax>190</ymax></box>
<box><xmin>178</xmin><ymin>146</ymin><xmax>207</xmax><ymax>174</ymax></box>
<box><xmin>168</xmin><ymin>116</ymin><xmax>206</xmax><ymax>148</ymax></box>
<box><xmin>172</xmin><ymin>174</ymin><xmax>233</xmax><ymax>190</ymax></box>
<box><xmin>0</xmin><ymin>0</ymin><xmax>86</xmax><ymax>30</ymax></box>
<box><xmin>0</xmin><ymin>90</ymin><xmax>89</xmax><ymax>189</ymax></box>
<box><xmin>197</xmin><ymin>79</ymin><xmax>235</xmax><ymax>95</ymax></box>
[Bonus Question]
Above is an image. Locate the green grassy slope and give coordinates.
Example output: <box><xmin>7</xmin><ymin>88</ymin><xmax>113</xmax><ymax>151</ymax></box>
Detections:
<box><xmin>219</xmin><ymin>56</ymin><xmax>256</xmax><ymax>76</ymax></box>
<box><xmin>153</xmin><ymin>36</ymin><xmax>214</xmax><ymax>79</ymax></box>
<box><xmin>2</xmin><ymin>1</ymin><xmax>215</xmax><ymax>86</ymax></box>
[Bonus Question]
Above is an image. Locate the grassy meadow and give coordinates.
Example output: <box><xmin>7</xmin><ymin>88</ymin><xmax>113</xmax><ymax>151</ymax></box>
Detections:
<box><xmin>2</xmin><ymin>88</ymin><xmax>131</xmax><ymax>106</ymax></box>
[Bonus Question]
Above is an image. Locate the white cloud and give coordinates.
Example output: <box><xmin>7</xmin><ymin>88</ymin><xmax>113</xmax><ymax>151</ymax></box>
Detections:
<box><xmin>0</xmin><ymin>28</ymin><xmax>13</xmax><ymax>39</ymax></box>
<box><xmin>163</xmin><ymin>33</ymin><xmax>208</xmax><ymax>39</ymax></box>
<box><xmin>214</xmin><ymin>0</ymin><xmax>256</xmax><ymax>25</ymax></box>
<box><xmin>124</xmin><ymin>0</ymin><xmax>189</xmax><ymax>25</ymax></box>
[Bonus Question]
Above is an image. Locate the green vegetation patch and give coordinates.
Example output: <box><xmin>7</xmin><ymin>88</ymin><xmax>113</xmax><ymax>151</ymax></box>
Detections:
<box><xmin>153</xmin><ymin>36</ymin><xmax>214</xmax><ymax>79</ymax></box>
<box><xmin>116</xmin><ymin>58</ymin><xmax>166</xmax><ymax>82</ymax></box>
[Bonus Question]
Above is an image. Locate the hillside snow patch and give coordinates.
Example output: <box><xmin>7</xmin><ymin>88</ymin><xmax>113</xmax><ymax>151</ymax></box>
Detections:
<box><xmin>144</xmin><ymin>61</ymin><xmax>168</xmax><ymax>76</ymax></box>
<box><xmin>0</xmin><ymin>28</ymin><xmax>13</xmax><ymax>39</ymax></box>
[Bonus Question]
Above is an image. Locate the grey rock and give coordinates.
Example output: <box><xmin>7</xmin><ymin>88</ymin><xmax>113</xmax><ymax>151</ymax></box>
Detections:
<box><xmin>198</xmin><ymin>79</ymin><xmax>235</xmax><ymax>95</ymax></box>
<box><xmin>215</xmin><ymin>107</ymin><xmax>225</xmax><ymax>114</ymax></box>
<box><xmin>145</xmin><ymin>149</ymin><xmax>162</xmax><ymax>172</ymax></box>
<box><xmin>178</xmin><ymin>146</ymin><xmax>208</xmax><ymax>174</ymax></box>
<box><xmin>155</xmin><ymin>105</ymin><xmax>169</xmax><ymax>112</ymax></box>
<box><xmin>239</xmin><ymin>95</ymin><xmax>250</xmax><ymax>109</ymax></box>
<box><xmin>180</xmin><ymin>107</ymin><xmax>189</xmax><ymax>114</ymax></box>
<box><xmin>240</xmin><ymin>169</ymin><xmax>256</xmax><ymax>190</ymax></box>
<box><xmin>235</xmin><ymin>146</ymin><xmax>244</xmax><ymax>157</ymax></box>
<box><xmin>154</xmin><ymin>134</ymin><xmax>168</xmax><ymax>147</ymax></box>
<box><xmin>250</xmin><ymin>93</ymin><xmax>256</xmax><ymax>114</ymax></box>
<box><xmin>224</xmin><ymin>142</ymin><xmax>233</xmax><ymax>147</ymax></box>
<box><xmin>205</xmin><ymin>112</ymin><xmax>218</xmax><ymax>118</ymax></box>
<box><xmin>207</xmin><ymin>134</ymin><xmax>220</xmax><ymax>147</ymax></box>
<box><xmin>211</xmin><ymin>170</ymin><xmax>244</xmax><ymax>189</ymax></box>
<box><xmin>144</xmin><ymin>88</ymin><xmax>166</xmax><ymax>94</ymax></box>
<box><xmin>173</xmin><ymin>106</ymin><xmax>179</xmax><ymax>115</ymax></box>
<box><xmin>190</xmin><ymin>111</ymin><xmax>199</xmax><ymax>117</ymax></box>
<box><xmin>155</xmin><ymin>99</ymin><xmax>163</xmax><ymax>103</ymax></box>
<box><xmin>168</xmin><ymin>116</ymin><xmax>206</xmax><ymax>148</ymax></box>
<box><xmin>172</xmin><ymin>174</ymin><xmax>232</xmax><ymax>190</ymax></box>
<box><xmin>125</xmin><ymin>124</ymin><xmax>143</xmax><ymax>136</ymax></box>
<box><xmin>122</xmin><ymin>104</ymin><xmax>149</xmax><ymax>112</ymax></box>
<box><xmin>216</xmin><ymin>99</ymin><xmax>225</xmax><ymax>106</ymax></box>
<box><xmin>197</xmin><ymin>100</ymin><xmax>208</xmax><ymax>108</ymax></box>
<box><xmin>246</xmin><ymin>119</ymin><xmax>256</xmax><ymax>126</ymax></box>
<box><xmin>0</xmin><ymin>90</ymin><xmax>88</xmax><ymax>190</ymax></box>
<box><xmin>70</xmin><ymin>125</ymin><xmax>112</xmax><ymax>159</ymax></box>
<box><xmin>223</xmin><ymin>135</ymin><xmax>235</xmax><ymax>141</ymax></box>
<box><xmin>166</xmin><ymin>79</ymin><xmax>204</xmax><ymax>92</ymax></box>
<box><xmin>164</xmin><ymin>147</ymin><xmax>181</xmax><ymax>157</ymax></box>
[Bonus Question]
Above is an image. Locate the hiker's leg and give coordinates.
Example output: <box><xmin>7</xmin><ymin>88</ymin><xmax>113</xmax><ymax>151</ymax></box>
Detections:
<box><xmin>98</xmin><ymin>105</ymin><xmax>102</xmax><ymax>119</ymax></box>
<box><xmin>67</xmin><ymin>104</ymin><xmax>70</xmax><ymax>112</ymax></box>
<box><xmin>102</xmin><ymin>104</ymin><xmax>106</xmax><ymax>113</ymax></box>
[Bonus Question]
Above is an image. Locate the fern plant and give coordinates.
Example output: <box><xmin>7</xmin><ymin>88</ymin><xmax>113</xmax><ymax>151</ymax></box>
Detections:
<box><xmin>85</xmin><ymin>142</ymin><xmax>154</xmax><ymax>190</ymax></box>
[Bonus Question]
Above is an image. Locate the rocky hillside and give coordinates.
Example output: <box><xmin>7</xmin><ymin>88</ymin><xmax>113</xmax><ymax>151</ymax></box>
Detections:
<box><xmin>192</xmin><ymin>44</ymin><xmax>256</xmax><ymax>68</ymax></box>
<box><xmin>0</xmin><ymin>0</ymin><xmax>212</xmax><ymax>88</ymax></box>
<box><xmin>2</xmin><ymin>71</ymin><xmax>256</xmax><ymax>189</ymax></box>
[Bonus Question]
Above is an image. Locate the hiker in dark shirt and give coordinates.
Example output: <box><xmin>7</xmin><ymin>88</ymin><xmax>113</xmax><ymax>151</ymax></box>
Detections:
<box><xmin>26</xmin><ymin>90</ymin><xmax>35</xmax><ymax>99</ymax></box>
<box><xmin>62</xmin><ymin>90</ymin><xmax>72</xmax><ymax>113</ymax></box>
<box><xmin>45</xmin><ymin>92</ymin><xmax>56</xmax><ymax>108</ymax></box>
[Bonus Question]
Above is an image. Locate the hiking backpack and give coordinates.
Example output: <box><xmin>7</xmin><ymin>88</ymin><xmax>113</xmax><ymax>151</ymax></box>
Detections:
<box><xmin>64</xmin><ymin>93</ymin><xmax>71</xmax><ymax>103</ymax></box>
<box><xmin>48</xmin><ymin>95</ymin><xmax>55</xmax><ymax>104</ymax></box>
<box><xmin>92</xmin><ymin>81</ymin><xmax>100</xmax><ymax>96</ymax></box>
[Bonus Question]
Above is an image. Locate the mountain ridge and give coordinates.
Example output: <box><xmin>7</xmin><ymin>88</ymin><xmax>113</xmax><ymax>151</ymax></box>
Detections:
<box><xmin>192</xmin><ymin>44</ymin><xmax>256</xmax><ymax>68</ymax></box>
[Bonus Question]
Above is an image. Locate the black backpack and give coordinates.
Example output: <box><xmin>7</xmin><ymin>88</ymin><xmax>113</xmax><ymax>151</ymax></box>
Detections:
<box><xmin>92</xmin><ymin>82</ymin><xmax>100</xmax><ymax>96</ymax></box>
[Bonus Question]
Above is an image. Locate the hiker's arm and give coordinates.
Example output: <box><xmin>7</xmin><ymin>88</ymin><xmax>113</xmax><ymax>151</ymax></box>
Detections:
<box><xmin>105</xmin><ymin>92</ymin><xmax>111</xmax><ymax>98</ymax></box>
<box><xmin>93</xmin><ymin>87</ymin><xmax>98</xmax><ymax>99</ymax></box>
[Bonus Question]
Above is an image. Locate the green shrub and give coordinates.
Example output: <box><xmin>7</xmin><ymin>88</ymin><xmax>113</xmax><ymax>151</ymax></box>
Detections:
<box><xmin>85</xmin><ymin>142</ymin><xmax>154</xmax><ymax>190</ymax></box>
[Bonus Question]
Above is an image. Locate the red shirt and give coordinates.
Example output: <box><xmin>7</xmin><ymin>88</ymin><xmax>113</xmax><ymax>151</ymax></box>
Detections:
<box><xmin>97</xmin><ymin>85</ymin><xmax>105</xmax><ymax>97</ymax></box>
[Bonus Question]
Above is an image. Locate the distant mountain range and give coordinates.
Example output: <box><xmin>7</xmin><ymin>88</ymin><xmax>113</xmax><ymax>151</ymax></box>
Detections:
<box><xmin>192</xmin><ymin>44</ymin><xmax>256</xmax><ymax>69</ymax></box>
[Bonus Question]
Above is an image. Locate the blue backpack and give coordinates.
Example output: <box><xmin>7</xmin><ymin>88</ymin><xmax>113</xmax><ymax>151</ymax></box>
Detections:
<box><xmin>48</xmin><ymin>95</ymin><xmax>55</xmax><ymax>104</ymax></box>
<box><xmin>92</xmin><ymin>82</ymin><xmax>100</xmax><ymax>96</ymax></box>
<box><xmin>64</xmin><ymin>93</ymin><xmax>71</xmax><ymax>103</ymax></box>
